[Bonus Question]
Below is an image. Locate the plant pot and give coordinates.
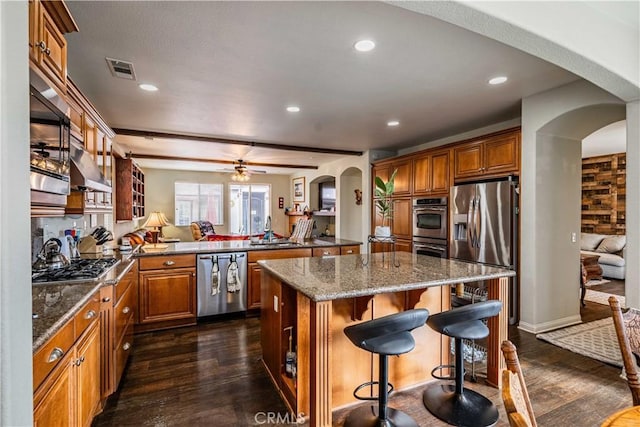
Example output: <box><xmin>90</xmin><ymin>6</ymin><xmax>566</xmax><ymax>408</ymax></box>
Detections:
<box><xmin>374</xmin><ymin>226</ymin><xmax>391</xmax><ymax>237</ymax></box>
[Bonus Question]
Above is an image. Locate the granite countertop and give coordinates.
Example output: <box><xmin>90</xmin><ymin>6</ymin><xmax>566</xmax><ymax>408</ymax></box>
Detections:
<box><xmin>135</xmin><ymin>237</ymin><xmax>362</xmax><ymax>257</ymax></box>
<box><xmin>31</xmin><ymin>252</ymin><xmax>137</xmax><ymax>353</ymax></box>
<box><xmin>258</xmin><ymin>252</ymin><xmax>516</xmax><ymax>302</ymax></box>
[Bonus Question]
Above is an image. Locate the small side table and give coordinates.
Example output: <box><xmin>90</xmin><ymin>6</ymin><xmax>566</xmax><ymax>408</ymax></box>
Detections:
<box><xmin>363</xmin><ymin>235</ymin><xmax>400</xmax><ymax>267</ymax></box>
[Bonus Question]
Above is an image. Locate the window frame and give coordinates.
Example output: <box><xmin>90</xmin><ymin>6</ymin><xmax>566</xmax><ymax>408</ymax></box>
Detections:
<box><xmin>174</xmin><ymin>182</ymin><xmax>224</xmax><ymax>226</ymax></box>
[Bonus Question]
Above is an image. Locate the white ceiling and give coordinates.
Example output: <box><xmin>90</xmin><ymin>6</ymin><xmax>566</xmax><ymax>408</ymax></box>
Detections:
<box><xmin>582</xmin><ymin>120</ymin><xmax>627</xmax><ymax>158</ymax></box>
<box><xmin>65</xmin><ymin>1</ymin><xmax>581</xmax><ymax>173</ymax></box>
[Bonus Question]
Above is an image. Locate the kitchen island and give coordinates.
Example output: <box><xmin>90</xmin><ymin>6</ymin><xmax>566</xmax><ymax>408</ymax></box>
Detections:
<box><xmin>258</xmin><ymin>251</ymin><xmax>516</xmax><ymax>426</ymax></box>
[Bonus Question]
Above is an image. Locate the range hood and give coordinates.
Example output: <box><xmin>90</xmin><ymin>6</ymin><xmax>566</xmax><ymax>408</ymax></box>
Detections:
<box><xmin>69</xmin><ymin>140</ymin><xmax>112</xmax><ymax>193</ymax></box>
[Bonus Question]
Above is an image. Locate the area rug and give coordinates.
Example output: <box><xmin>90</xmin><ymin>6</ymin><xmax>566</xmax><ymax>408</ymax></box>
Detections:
<box><xmin>584</xmin><ymin>289</ymin><xmax>626</xmax><ymax>307</ymax></box>
<box><xmin>536</xmin><ymin>318</ymin><xmax>622</xmax><ymax>367</ymax></box>
<box><xmin>585</xmin><ymin>278</ymin><xmax>611</xmax><ymax>287</ymax></box>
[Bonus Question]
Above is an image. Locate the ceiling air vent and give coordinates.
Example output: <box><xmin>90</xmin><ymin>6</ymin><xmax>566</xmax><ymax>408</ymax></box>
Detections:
<box><xmin>105</xmin><ymin>57</ymin><xmax>137</xmax><ymax>80</ymax></box>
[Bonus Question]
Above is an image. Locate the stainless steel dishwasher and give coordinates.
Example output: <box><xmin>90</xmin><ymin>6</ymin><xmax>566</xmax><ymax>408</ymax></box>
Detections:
<box><xmin>196</xmin><ymin>252</ymin><xmax>247</xmax><ymax>317</ymax></box>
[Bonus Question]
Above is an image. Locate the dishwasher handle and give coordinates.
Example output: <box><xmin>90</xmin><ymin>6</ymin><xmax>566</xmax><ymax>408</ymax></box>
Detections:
<box><xmin>199</xmin><ymin>253</ymin><xmax>246</xmax><ymax>260</ymax></box>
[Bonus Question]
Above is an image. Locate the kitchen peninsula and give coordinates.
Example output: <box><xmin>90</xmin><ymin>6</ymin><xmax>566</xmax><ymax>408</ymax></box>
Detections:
<box><xmin>258</xmin><ymin>252</ymin><xmax>515</xmax><ymax>427</ymax></box>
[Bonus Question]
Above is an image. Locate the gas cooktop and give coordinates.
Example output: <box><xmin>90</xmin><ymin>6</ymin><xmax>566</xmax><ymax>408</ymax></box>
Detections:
<box><xmin>32</xmin><ymin>258</ymin><xmax>120</xmax><ymax>284</ymax></box>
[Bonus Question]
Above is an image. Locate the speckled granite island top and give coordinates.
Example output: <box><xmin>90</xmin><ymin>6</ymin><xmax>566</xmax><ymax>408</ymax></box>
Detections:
<box><xmin>135</xmin><ymin>237</ymin><xmax>361</xmax><ymax>256</ymax></box>
<box><xmin>258</xmin><ymin>251</ymin><xmax>516</xmax><ymax>302</ymax></box>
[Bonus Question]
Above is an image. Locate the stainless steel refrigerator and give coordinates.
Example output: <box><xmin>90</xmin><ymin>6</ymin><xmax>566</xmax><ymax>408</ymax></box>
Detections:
<box><xmin>450</xmin><ymin>178</ymin><xmax>519</xmax><ymax>322</ymax></box>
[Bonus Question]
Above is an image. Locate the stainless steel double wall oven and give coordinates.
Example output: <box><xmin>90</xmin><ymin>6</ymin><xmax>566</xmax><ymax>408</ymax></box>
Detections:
<box><xmin>412</xmin><ymin>197</ymin><xmax>448</xmax><ymax>258</ymax></box>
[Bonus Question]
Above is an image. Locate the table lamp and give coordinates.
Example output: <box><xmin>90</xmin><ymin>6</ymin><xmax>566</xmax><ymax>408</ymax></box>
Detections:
<box><xmin>142</xmin><ymin>211</ymin><xmax>171</xmax><ymax>247</ymax></box>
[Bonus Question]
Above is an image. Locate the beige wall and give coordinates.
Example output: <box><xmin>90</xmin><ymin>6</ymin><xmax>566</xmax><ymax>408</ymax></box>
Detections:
<box><xmin>143</xmin><ymin>168</ymin><xmax>291</xmax><ymax>241</ymax></box>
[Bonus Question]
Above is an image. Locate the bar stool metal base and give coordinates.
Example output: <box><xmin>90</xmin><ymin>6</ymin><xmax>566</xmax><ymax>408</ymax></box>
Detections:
<box><xmin>423</xmin><ymin>384</ymin><xmax>498</xmax><ymax>427</ymax></box>
<box><xmin>344</xmin><ymin>405</ymin><xmax>419</xmax><ymax>427</ymax></box>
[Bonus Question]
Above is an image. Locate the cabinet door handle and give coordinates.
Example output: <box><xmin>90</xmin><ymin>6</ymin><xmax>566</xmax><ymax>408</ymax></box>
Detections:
<box><xmin>84</xmin><ymin>310</ymin><xmax>96</xmax><ymax>319</ymax></box>
<box><xmin>102</xmin><ymin>297</ymin><xmax>111</xmax><ymax>303</ymax></box>
<box><xmin>122</xmin><ymin>306</ymin><xmax>130</xmax><ymax>314</ymax></box>
<box><xmin>123</xmin><ymin>342</ymin><xmax>131</xmax><ymax>351</ymax></box>
<box><xmin>163</xmin><ymin>260</ymin><xmax>175</xmax><ymax>266</ymax></box>
<box><xmin>75</xmin><ymin>359</ymin><xmax>82</xmax><ymax>366</ymax></box>
<box><xmin>44</xmin><ymin>47</ymin><xmax>51</xmax><ymax>55</ymax></box>
<box><xmin>35</xmin><ymin>40</ymin><xmax>46</xmax><ymax>51</ymax></box>
<box><xmin>80</xmin><ymin>356</ymin><xmax>85</xmax><ymax>363</ymax></box>
<box><xmin>47</xmin><ymin>347</ymin><xmax>64</xmax><ymax>363</ymax></box>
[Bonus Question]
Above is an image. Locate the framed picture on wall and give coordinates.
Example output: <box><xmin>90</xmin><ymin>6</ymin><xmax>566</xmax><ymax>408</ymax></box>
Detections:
<box><xmin>293</xmin><ymin>177</ymin><xmax>305</xmax><ymax>203</ymax></box>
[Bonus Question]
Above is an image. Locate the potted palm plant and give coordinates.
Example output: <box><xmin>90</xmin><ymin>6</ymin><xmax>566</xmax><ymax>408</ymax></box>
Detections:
<box><xmin>374</xmin><ymin>169</ymin><xmax>398</xmax><ymax>237</ymax></box>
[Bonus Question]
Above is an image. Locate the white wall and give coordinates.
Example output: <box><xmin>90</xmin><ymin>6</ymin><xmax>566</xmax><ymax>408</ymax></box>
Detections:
<box><xmin>626</xmin><ymin>101</ymin><xmax>640</xmax><ymax>307</ymax></box>
<box><xmin>144</xmin><ymin>168</ymin><xmax>291</xmax><ymax>241</ymax></box>
<box><xmin>1</xmin><ymin>2</ymin><xmax>33</xmax><ymax>425</ymax></box>
<box><xmin>520</xmin><ymin>80</ymin><xmax>626</xmax><ymax>333</ymax></box>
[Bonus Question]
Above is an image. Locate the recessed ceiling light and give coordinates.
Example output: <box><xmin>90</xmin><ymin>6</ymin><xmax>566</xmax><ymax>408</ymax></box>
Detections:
<box><xmin>138</xmin><ymin>83</ymin><xmax>158</xmax><ymax>91</ymax></box>
<box><xmin>354</xmin><ymin>39</ymin><xmax>376</xmax><ymax>52</ymax></box>
<box><xmin>387</xmin><ymin>120</ymin><xmax>400</xmax><ymax>127</ymax></box>
<box><xmin>488</xmin><ymin>76</ymin><xmax>508</xmax><ymax>85</ymax></box>
<box><xmin>286</xmin><ymin>106</ymin><xmax>300</xmax><ymax>113</ymax></box>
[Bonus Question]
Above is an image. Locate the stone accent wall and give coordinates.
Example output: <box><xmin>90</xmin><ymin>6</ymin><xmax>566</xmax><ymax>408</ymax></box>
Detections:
<box><xmin>581</xmin><ymin>153</ymin><xmax>626</xmax><ymax>235</ymax></box>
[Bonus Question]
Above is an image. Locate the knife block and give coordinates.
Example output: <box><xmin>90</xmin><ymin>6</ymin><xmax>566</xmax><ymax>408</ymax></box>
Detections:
<box><xmin>79</xmin><ymin>236</ymin><xmax>102</xmax><ymax>254</ymax></box>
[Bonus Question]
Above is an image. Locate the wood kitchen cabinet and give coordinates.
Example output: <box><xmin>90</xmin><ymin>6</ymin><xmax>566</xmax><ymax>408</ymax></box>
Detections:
<box><xmin>28</xmin><ymin>0</ymin><xmax>77</xmax><ymax>95</ymax></box>
<box><xmin>100</xmin><ymin>262</ymin><xmax>137</xmax><ymax>402</ymax></box>
<box><xmin>116</xmin><ymin>157</ymin><xmax>145</xmax><ymax>221</ymax></box>
<box><xmin>65</xmin><ymin>79</ymin><xmax>115</xmax><ymax>215</ymax></box>
<box><xmin>34</xmin><ymin>293</ymin><xmax>101</xmax><ymax>427</ymax></box>
<box><xmin>137</xmin><ymin>255</ymin><xmax>196</xmax><ymax>332</ymax></box>
<box><xmin>247</xmin><ymin>248</ymin><xmax>312</xmax><ymax>311</ymax></box>
<box><xmin>372</xmin><ymin>159</ymin><xmax>412</xmax><ymax>197</ymax></box>
<box><xmin>454</xmin><ymin>131</ymin><xmax>520</xmax><ymax>180</ymax></box>
<box><xmin>413</xmin><ymin>150</ymin><xmax>450</xmax><ymax>195</ymax></box>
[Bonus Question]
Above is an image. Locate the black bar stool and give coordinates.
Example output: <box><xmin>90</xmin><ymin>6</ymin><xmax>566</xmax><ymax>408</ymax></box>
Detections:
<box><xmin>423</xmin><ymin>300</ymin><xmax>502</xmax><ymax>427</ymax></box>
<box><xmin>343</xmin><ymin>309</ymin><xmax>429</xmax><ymax>427</ymax></box>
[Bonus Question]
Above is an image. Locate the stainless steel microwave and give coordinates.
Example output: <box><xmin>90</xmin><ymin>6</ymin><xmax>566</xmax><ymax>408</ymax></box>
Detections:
<box><xmin>413</xmin><ymin>197</ymin><xmax>447</xmax><ymax>240</ymax></box>
<box><xmin>29</xmin><ymin>69</ymin><xmax>71</xmax><ymax>196</ymax></box>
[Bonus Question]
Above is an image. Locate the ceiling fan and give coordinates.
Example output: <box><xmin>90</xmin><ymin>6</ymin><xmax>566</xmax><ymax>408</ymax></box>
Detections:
<box><xmin>221</xmin><ymin>160</ymin><xmax>267</xmax><ymax>181</ymax></box>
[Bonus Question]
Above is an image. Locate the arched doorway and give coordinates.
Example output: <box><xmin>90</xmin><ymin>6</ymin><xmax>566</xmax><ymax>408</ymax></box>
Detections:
<box><xmin>519</xmin><ymin>90</ymin><xmax>626</xmax><ymax>333</ymax></box>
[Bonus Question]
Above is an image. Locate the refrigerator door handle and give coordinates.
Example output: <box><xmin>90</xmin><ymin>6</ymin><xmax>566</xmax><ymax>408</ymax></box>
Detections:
<box><xmin>474</xmin><ymin>195</ymin><xmax>481</xmax><ymax>248</ymax></box>
<box><xmin>467</xmin><ymin>197</ymin><xmax>475</xmax><ymax>250</ymax></box>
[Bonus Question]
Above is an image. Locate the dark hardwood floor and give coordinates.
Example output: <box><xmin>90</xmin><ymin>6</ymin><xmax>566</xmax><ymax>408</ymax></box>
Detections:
<box><xmin>94</xmin><ymin>282</ymin><xmax>630</xmax><ymax>426</ymax></box>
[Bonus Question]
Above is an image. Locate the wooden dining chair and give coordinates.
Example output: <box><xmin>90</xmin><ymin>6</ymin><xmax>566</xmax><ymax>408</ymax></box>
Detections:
<box><xmin>608</xmin><ymin>296</ymin><xmax>640</xmax><ymax>406</ymax></box>
<box><xmin>501</xmin><ymin>340</ymin><xmax>537</xmax><ymax>427</ymax></box>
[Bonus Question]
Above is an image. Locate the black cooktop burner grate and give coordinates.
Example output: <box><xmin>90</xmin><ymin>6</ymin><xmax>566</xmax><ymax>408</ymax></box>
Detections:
<box><xmin>32</xmin><ymin>258</ymin><xmax>119</xmax><ymax>283</ymax></box>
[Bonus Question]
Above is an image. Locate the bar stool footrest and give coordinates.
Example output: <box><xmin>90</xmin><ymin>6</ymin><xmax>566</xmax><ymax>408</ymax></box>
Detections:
<box><xmin>431</xmin><ymin>364</ymin><xmax>460</xmax><ymax>381</ymax></box>
<box><xmin>353</xmin><ymin>381</ymin><xmax>394</xmax><ymax>401</ymax></box>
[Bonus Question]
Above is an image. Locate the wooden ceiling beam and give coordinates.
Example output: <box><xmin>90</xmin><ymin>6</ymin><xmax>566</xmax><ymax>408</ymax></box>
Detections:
<box><xmin>113</xmin><ymin>128</ymin><xmax>364</xmax><ymax>156</ymax></box>
<box><xmin>127</xmin><ymin>153</ymin><xmax>319</xmax><ymax>170</ymax></box>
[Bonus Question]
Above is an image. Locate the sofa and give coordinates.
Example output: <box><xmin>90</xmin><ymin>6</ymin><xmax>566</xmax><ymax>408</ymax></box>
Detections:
<box><xmin>580</xmin><ymin>233</ymin><xmax>626</xmax><ymax>280</ymax></box>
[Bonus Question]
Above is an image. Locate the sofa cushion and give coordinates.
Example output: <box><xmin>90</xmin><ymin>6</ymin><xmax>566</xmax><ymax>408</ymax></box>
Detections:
<box><xmin>581</xmin><ymin>250</ymin><xmax>626</xmax><ymax>267</ymax></box>
<box><xmin>596</xmin><ymin>235</ymin><xmax>626</xmax><ymax>254</ymax></box>
<box><xmin>581</xmin><ymin>233</ymin><xmax>606</xmax><ymax>251</ymax></box>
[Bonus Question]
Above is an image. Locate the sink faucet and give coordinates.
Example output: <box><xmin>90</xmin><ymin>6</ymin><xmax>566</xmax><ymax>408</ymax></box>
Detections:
<box><xmin>264</xmin><ymin>216</ymin><xmax>273</xmax><ymax>242</ymax></box>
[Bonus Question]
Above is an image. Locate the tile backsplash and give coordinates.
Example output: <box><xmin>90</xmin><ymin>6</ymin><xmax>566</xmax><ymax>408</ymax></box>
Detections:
<box><xmin>31</xmin><ymin>213</ymin><xmax>114</xmax><ymax>263</ymax></box>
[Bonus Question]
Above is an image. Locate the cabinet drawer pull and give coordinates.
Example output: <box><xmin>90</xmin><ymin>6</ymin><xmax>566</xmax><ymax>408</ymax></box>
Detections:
<box><xmin>163</xmin><ymin>260</ymin><xmax>175</xmax><ymax>266</ymax></box>
<box><xmin>323</xmin><ymin>251</ymin><xmax>330</xmax><ymax>255</ymax></box>
<box><xmin>345</xmin><ymin>250</ymin><xmax>353</xmax><ymax>254</ymax></box>
<box><xmin>84</xmin><ymin>310</ymin><xmax>96</xmax><ymax>319</ymax></box>
<box><xmin>102</xmin><ymin>297</ymin><xmax>111</xmax><ymax>303</ymax></box>
<box><xmin>123</xmin><ymin>342</ymin><xmax>131</xmax><ymax>351</ymax></box>
<box><xmin>47</xmin><ymin>347</ymin><xmax>64</xmax><ymax>363</ymax></box>
<box><xmin>122</xmin><ymin>306</ymin><xmax>131</xmax><ymax>314</ymax></box>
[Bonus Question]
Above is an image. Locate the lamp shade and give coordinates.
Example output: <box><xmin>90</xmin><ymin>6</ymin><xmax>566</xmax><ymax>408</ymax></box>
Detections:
<box><xmin>142</xmin><ymin>211</ymin><xmax>171</xmax><ymax>228</ymax></box>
